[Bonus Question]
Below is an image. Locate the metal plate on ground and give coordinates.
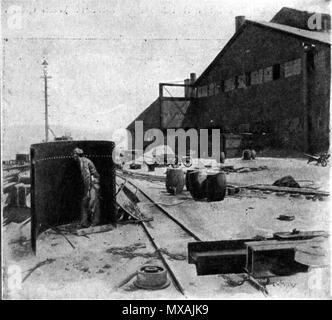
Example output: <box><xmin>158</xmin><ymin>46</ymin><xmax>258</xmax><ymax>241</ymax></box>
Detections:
<box><xmin>134</xmin><ymin>278</ymin><xmax>171</xmax><ymax>290</ymax></box>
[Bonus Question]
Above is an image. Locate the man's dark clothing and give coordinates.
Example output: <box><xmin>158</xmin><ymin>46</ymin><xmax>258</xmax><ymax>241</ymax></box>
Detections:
<box><xmin>78</xmin><ymin>156</ymin><xmax>101</xmax><ymax>226</ymax></box>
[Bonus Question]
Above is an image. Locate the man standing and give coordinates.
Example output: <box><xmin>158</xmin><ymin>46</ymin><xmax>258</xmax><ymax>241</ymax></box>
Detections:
<box><xmin>73</xmin><ymin>148</ymin><xmax>101</xmax><ymax>228</ymax></box>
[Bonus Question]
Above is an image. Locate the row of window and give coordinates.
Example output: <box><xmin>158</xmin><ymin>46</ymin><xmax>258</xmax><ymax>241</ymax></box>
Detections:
<box><xmin>196</xmin><ymin>58</ymin><xmax>302</xmax><ymax>98</ymax></box>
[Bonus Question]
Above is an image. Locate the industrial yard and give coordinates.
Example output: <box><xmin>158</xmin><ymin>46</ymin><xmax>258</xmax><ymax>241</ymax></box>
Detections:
<box><xmin>2</xmin><ymin>156</ymin><xmax>330</xmax><ymax>299</ymax></box>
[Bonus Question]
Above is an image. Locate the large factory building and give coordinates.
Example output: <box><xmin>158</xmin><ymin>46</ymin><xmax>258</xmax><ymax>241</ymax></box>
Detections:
<box><xmin>127</xmin><ymin>8</ymin><xmax>331</xmax><ymax>156</ymax></box>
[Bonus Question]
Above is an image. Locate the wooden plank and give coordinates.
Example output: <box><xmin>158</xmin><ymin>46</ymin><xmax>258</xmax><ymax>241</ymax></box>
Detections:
<box><xmin>245</xmin><ymin>184</ymin><xmax>329</xmax><ymax>196</ymax></box>
<box><xmin>245</xmin><ymin>238</ymin><xmax>325</xmax><ymax>252</ymax></box>
<box><xmin>159</xmin><ymin>83</ymin><xmax>191</xmax><ymax>87</ymax></box>
<box><xmin>3</xmin><ymin>164</ymin><xmax>30</xmax><ymax>171</ymax></box>
<box><xmin>274</xmin><ymin>230</ymin><xmax>328</xmax><ymax>240</ymax></box>
<box><xmin>75</xmin><ymin>224</ymin><xmax>115</xmax><ymax>236</ymax></box>
<box><xmin>195</xmin><ymin>249</ymin><xmax>247</xmax><ymax>258</ymax></box>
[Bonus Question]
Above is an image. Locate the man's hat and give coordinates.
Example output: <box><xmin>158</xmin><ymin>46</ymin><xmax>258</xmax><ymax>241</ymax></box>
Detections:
<box><xmin>73</xmin><ymin>147</ymin><xmax>84</xmax><ymax>155</ymax></box>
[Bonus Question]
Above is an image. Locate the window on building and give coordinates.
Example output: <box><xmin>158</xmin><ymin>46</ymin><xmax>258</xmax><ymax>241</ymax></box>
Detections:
<box><xmin>224</xmin><ymin>78</ymin><xmax>235</xmax><ymax>92</ymax></box>
<box><xmin>208</xmin><ymin>82</ymin><xmax>215</xmax><ymax>96</ymax></box>
<box><xmin>237</xmin><ymin>74</ymin><xmax>246</xmax><ymax>88</ymax></box>
<box><xmin>263</xmin><ymin>66</ymin><xmax>273</xmax><ymax>82</ymax></box>
<box><xmin>193</xmin><ymin>87</ymin><xmax>197</xmax><ymax>97</ymax></box>
<box><xmin>201</xmin><ymin>85</ymin><xmax>208</xmax><ymax>97</ymax></box>
<box><xmin>197</xmin><ymin>86</ymin><xmax>202</xmax><ymax>97</ymax></box>
<box><xmin>272</xmin><ymin>64</ymin><xmax>281</xmax><ymax>80</ymax></box>
<box><xmin>251</xmin><ymin>69</ymin><xmax>263</xmax><ymax>85</ymax></box>
<box><xmin>215</xmin><ymin>82</ymin><xmax>219</xmax><ymax>95</ymax></box>
<box><xmin>239</xmin><ymin>123</ymin><xmax>250</xmax><ymax>133</ymax></box>
<box><xmin>284</xmin><ymin>59</ymin><xmax>301</xmax><ymax>78</ymax></box>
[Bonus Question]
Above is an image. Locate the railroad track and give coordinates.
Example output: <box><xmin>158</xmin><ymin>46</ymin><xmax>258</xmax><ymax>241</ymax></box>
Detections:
<box><xmin>116</xmin><ymin>172</ymin><xmax>270</xmax><ymax>297</ymax></box>
<box><xmin>116</xmin><ymin>173</ymin><xmax>203</xmax><ymax>297</ymax></box>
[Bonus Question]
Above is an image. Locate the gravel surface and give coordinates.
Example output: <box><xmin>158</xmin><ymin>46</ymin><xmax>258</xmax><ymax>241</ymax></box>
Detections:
<box><xmin>2</xmin><ymin>157</ymin><xmax>330</xmax><ymax>299</ymax></box>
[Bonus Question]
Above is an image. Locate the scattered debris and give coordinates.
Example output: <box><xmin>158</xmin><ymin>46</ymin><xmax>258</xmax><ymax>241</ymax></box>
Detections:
<box><xmin>277</xmin><ymin>215</ymin><xmax>295</xmax><ymax>221</ymax></box>
<box><xmin>51</xmin><ymin>226</ymin><xmax>76</xmax><ymax>249</ymax></box>
<box><xmin>97</xmin><ymin>269</ymin><xmax>105</xmax><ymax>274</ymax></box>
<box><xmin>117</xmin><ymin>184</ymin><xmax>152</xmax><ymax>222</ymax></box>
<box><xmin>158</xmin><ymin>248</ymin><xmax>187</xmax><ymax>261</ymax></box>
<box><xmin>245</xmin><ymin>184</ymin><xmax>329</xmax><ymax>197</ymax></box>
<box><xmin>220</xmin><ymin>165</ymin><xmax>268</xmax><ymax>174</ymax></box>
<box><xmin>129</xmin><ymin>163</ymin><xmax>142</xmax><ymax>170</ymax></box>
<box><xmin>221</xmin><ymin>274</ymin><xmax>246</xmax><ymax>287</ymax></box>
<box><xmin>105</xmin><ymin>243</ymin><xmax>157</xmax><ymax>259</ymax></box>
<box><xmin>75</xmin><ymin>224</ymin><xmax>115</xmax><ymax>236</ymax></box>
<box><xmin>244</xmin><ymin>273</ymin><xmax>269</xmax><ymax>296</ymax></box>
<box><xmin>289</xmin><ymin>193</ymin><xmax>303</xmax><ymax>199</ymax></box>
<box><xmin>227</xmin><ymin>185</ymin><xmax>240</xmax><ymax>194</ymax></box>
<box><xmin>219</xmin><ymin>165</ymin><xmax>235</xmax><ymax>172</ymax></box>
<box><xmin>23</xmin><ymin>258</ymin><xmax>56</xmax><ymax>283</ymax></box>
<box><xmin>304</xmin><ymin>152</ymin><xmax>330</xmax><ymax>167</ymax></box>
<box><xmin>3</xmin><ymin>206</ymin><xmax>31</xmax><ymax>226</ymax></box>
<box><xmin>116</xmin><ymin>271</ymin><xmax>138</xmax><ymax>289</ymax></box>
<box><xmin>273</xmin><ymin>175</ymin><xmax>300</xmax><ymax>188</ymax></box>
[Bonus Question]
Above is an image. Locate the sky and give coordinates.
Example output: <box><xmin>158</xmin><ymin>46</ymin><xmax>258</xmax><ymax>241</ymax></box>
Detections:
<box><xmin>1</xmin><ymin>0</ymin><xmax>330</xmax><ymax>158</ymax></box>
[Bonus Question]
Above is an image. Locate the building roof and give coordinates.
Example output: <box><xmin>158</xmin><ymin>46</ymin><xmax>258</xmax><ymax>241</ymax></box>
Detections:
<box><xmin>253</xmin><ymin>20</ymin><xmax>331</xmax><ymax>45</ymax></box>
<box><xmin>127</xmin><ymin>98</ymin><xmax>161</xmax><ymax>131</ymax></box>
<box><xmin>270</xmin><ymin>7</ymin><xmax>331</xmax><ymax>31</ymax></box>
<box><xmin>195</xmin><ymin>19</ymin><xmax>330</xmax><ymax>85</ymax></box>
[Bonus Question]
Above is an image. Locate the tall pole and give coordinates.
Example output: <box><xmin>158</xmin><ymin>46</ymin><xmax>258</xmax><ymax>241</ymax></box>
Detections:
<box><xmin>44</xmin><ymin>69</ymin><xmax>49</xmax><ymax>142</ymax></box>
<box><xmin>42</xmin><ymin>59</ymin><xmax>51</xmax><ymax>142</ymax></box>
<box><xmin>302</xmin><ymin>50</ymin><xmax>308</xmax><ymax>152</ymax></box>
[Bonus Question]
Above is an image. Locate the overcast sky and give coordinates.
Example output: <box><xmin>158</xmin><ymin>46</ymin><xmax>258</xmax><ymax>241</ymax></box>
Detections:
<box><xmin>1</xmin><ymin>0</ymin><xmax>330</xmax><ymax>154</ymax></box>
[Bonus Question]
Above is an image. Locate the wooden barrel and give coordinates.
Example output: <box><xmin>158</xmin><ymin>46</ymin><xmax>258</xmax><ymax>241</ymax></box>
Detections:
<box><xmin>146</xmin><ymin>163</ymin><xmax>155</xmax><ymax>172</ymax></box>
<box><xmin>206</xmin><ymin>172</ymin><xmax>227</xmax><ymax>201</ymax></box>
<box><xmin>187</xmin><ymin>169</ymin><xmax>207</xmax><ymax>200</ymax></box>
<box><xmin>185</xmin><ymin>169</ymin><xmax>196</xmax><ymax>192</ymax></box>
<box><xmin>165</xmin><ymin>168</ymin><xmax>185</xmax><ymax>195</ymax></box>
<box><xmin>242</xmin><ymin>149</ymin><xmax>251</xmax><ymax>160</ymax></box>
<box><xmin>251</xmin><ymin>149</ymin><xmax>257</xmax><ymax>159</ymax></box>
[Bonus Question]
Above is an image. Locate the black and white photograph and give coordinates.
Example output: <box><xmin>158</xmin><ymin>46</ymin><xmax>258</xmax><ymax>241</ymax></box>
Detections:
<box><xmin>1</xmin><ymin>0</ymin><xmax>331</xmax><ymax>301</ymax></box>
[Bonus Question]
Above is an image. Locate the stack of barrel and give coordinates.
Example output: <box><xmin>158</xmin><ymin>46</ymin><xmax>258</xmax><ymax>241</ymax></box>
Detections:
<box><xmin>166</xmin><ymin>167</ymin><xmax>227</xmax><ymax>201</ymax></box>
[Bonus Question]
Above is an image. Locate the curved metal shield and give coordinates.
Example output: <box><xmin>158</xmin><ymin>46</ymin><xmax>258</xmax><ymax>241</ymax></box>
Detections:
<box><xmin>30</xmin><ymin>140</ymin><xmax>116</xmax><ymax>253</ymax></box>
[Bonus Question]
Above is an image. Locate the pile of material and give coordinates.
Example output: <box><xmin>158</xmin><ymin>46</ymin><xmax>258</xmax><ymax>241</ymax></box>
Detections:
<box><xmin>273</xmin><ymin>175</ymin><xmax>300</xmax><ymax>188</ymax></box>
<box><xmin>220</xmin><ymin>165</ymin><xmax>268</xmax><ymax>173</ymax></box>
<box><xmin>116</xmin><ymin>180</ymin><xmax>152</xmax><ymax>222</ymax></box>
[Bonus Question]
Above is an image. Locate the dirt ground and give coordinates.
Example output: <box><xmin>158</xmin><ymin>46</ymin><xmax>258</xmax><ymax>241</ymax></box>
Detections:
<box><xmin>2</xmin><ymin>157</ymin><xmax>331</xmax><ymax>299</ymax></box>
